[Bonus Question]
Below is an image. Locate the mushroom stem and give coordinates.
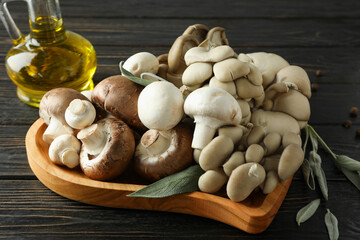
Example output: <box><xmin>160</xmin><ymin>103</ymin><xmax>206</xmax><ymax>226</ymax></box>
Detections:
<box><xmin>192</xmin><ymin>116</ymin><xmax>224</xmax><ymax>149</ymax></box>
<box><xmin>77</xmin><ymin>124</ymin><xmax>108</xmax><ymax>156</ymax></box>
<box><xmin>43</xmin><ymin>118</ymin><xmax>73</xmax><ymax>144</ymax></box>
<box><xmin>61</xmin><ymin>149</ymin><xmax>80</xmax><ymax>168</ymax></box>
<box><xmin>141</xmin><ymin>129</ymin><xmax>171</xmax><ymax>157</ymax></box>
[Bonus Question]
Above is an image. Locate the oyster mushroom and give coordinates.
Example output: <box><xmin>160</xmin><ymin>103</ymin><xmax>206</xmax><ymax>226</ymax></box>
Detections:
<box><xmin>198</xmin><ymin>168</ymin><xmax>228</xmax><ymax>193</ymax></box>
<box><xmin>134</xmin><ymin>123</ymin><xmax>193</xmax><ymax>182</ymax></box>
<box><xmin>223</xmin><ymin>151</ymin><xmax>245</xmax><ymax>176</ymax></box>
<box><xmin>182</xmin><ymin>24</ymin><xmax>209</xmax><ymax>44</ymax></box>
<box><xmin>199</xmin><ymin>27</ymin><xmax>229</xmax><ymax>50</ymax></box>
<box><xmin>199</xmin><ymin>135</ymin><xmax>234</xmax><ymax>171</ymax></box>
<box><xmin>91</xmin><ymin>75</ymin><xmax>146</xmax><ymax>132</ymax></box>
<box><xmin>227</xmin><ymin>163</ymin><xmax>266</xmax><ymax>202</ymax></box>
<box><xmin>182</xmin><ymin>62</ymin><xmax>213</xmax><ymax>86</ymax></box>
<box><xmin>78</xmin><ymin>118</ymin><xmax>135</xmax><ymax>181</ymax></box>
<box><xmin>39</xmin><ymin>88</ymin><xmax>89</xmax><ymax>144</ymax></box>
<box><xmin>137</xmin><ymin>81</ymin><xmax>184</xmax><ymax>131</ymax></box>
<box><xmin>184</xmin><ymin>45</ymin><xmax>236</xmax><ymax>65</ymax></box>
<box><xmin>213</xmin><ymin>58</ymin><xmax>250</xmax><ymax>82</ymax></box>
<box><xmin>278</xmin><ymin>143</ymin><xmax>304</xmax><ymax>182</ymax></box>
<box><xmin>184</xmin><ymin>87</ymin><xmax>242</xmax><ymax>149</ymax></box>
<box><xmin>275</xmin><ymin>65</ymin><xmax>312</xmax><ymax>98</ymax></box>
<box><xmin>239</xmin><ymin>52</ymin><xmax>289</xmax><ymax>88</ymax></box>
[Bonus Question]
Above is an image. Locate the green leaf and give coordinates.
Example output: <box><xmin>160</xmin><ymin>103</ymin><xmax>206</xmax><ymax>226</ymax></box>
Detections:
<box><xmin>335</xmin><ymin>155</ymin><xmax>360</xmax><ymax>172</ymax></box>
<box><xmin>338</xmin><ymin>167</ymin><xmax>360</xmax><ymax>191</ymax></box>
<box><xmin>325</xmin><ymin>209</ymin><xmax>339</xmax><ymax>240</ymax></box>
<box><xmin>127</xmin><ymin>165</ymin><xmax>205</xmax><ymax>198</ymax></box>
<box><xmin>296</xmin><ymin>199</ymin><xmax>321</xmax><ymax>226</ymax></box>
<box><xmin>303</xmin><ymin>125</ymin><xmax>310</xmax><ymax>152</ymax></box>
<box><xmin>309</xmin><ymin>151</ymin><xmax>328</xmax><ymax>200</ymax></box>
<box><xmin>119</xmin><ymin>61</ymin><xmax>155</xmax><ymax>86</ymax></box>
<box><xmin>301</xmin><ymin>159</ymin><xmax>316</xmax><ymax>190</ymax></box>
<box><xmin>309</xmin><ymin>129</ymin><xmax>319</xmax><ymax>153</ymax></box>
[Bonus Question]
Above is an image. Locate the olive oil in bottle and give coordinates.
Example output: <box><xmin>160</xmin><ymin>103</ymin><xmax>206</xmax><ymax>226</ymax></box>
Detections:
<box><xmin>1</xmin><ymin>0</ymin><xmax>97</xmax><ymax>107</ymax></box>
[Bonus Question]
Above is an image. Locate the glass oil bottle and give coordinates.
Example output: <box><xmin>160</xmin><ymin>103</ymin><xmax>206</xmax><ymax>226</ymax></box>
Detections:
<box><xmin>0</xmin><ymin>0</ymin><xmax>97</xmax><ymax>107</ymax></box>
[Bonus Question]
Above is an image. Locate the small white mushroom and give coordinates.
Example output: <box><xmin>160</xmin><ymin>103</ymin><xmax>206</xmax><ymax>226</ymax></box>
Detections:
<box><xmin>247</xmin><ymin>126</ymin><xmax>266</xmax><ymax>145</ymax></box>
<box><xmin>138</xmin><ymin>81</ymin><xmax>184</xmax><ymax>131</ymax></box>
<box><xmin>193</xmin><ymin>149</ymin><xmax>201</xmax><ymax>163</ymax></box>
<box><xmin>262</xmin><ymin>154</ymin><xmax>281</xmax><ymax>172</ymax></box>
<box><xmin>65</xmin><ymin>99</ymin><xmax>96</xmax><ymax>129</ymax></box>
<box><xmin>236</xmin><ymin>99</ymin><xmax>251</xmax><ymax>124</ymax></box>
<box><xmin>122</xmin><ymin>52</ymin><xmax>159</xmax><ymax>77</ymax></box>
<box><xmin>227</xmin><ymin>163</ymin><xmax>266</xmax><ymax>202</ymax></box>
<box><xmin>278</xmin><ymin>144</ymin><xmax>304</xmax><ymax>182</ymax></box>
<box><xmin>81</xmin><ymin>90</ymin><xmax>93</xmax><ymax>101</ymax></box>
<box><xmin>48</xmin><ymin>134</ymin><xmax>81</xmax><ymax>168</ymax></box>
<box><xmin>184</xmin><ymin>87</ymin><xmax>242</xmax><ymax>149</ymax></box>
<box><xmin>198</xmin><ymin>168</ymin><xmax>228</xmax><ymax>193</ymax></box>
<box><xmin>223</xmin><ymin>151</ymin><xmax>245</xmax><ymax>176</ymax></box>
<box><xmin>199</xmin><ymin>136</ymin><xmax>234</xmax><ymax>171</ymax></box>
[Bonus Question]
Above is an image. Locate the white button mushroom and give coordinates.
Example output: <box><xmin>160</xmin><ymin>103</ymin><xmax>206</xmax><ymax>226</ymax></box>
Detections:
<box><xmin>65</xmin><ymin>99</ymin><xmax>96</xmax><ymax>129</ymax></box>
<box><xmin>48</xmin><ymin>134</ymin><xmax>81</xmax><ymax>168</ymax></box>
<box><xmin>122</xmin><ymin>52</ymin><xmax>159</xmax><ymax>77</ymax></box>
<box><xmin>137</xmin><ymin>81</ymin><xmax>184</xmax><ymax>131</ymax></box>
<box><xmin>184</xmin><ymin>87</ymin><xmax>242</xmax><ymax>149</ymax></box>
<box><xmin>198</xmin><ymin>168</ymin><xmax>228</xmax><ymax>193</ymax></box>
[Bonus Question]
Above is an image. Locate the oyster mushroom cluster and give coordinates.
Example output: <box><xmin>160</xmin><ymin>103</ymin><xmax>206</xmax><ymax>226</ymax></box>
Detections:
<box><xmin>121</xmin><ymin>24</ymin><xmax>311</xmax><ymax>202</ymax></box>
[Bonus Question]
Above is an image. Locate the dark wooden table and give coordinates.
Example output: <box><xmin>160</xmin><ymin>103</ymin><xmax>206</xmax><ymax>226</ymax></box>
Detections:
<box><xmin>1</xmin><ymin>0</ymin><xmax>359</xmax><ymax>239</ymax></box>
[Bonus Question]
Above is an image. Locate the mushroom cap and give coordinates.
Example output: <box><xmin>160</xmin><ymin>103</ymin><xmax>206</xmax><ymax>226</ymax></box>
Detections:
<box><xmin>122</xmin><ymin>52</ymin><xmax>159</xmax><ymax>77</ymax></box>
<box><xmin>184</xmin><ymin>87</ymin><xmax>242</xmax><ymax>126</ymax></box>
<box><xmin>275</xmin><ymin>65</ymin><xmax>312</xmax><ymax>98</ymax></box>
<box><xmin>182</xmin><ymin>62</ymin><xmax>213</xmax><ymax>86</ymax></box>
<box><xmin>199</xmin><ymin>27</ymin><xmax>229</xmax><ymax>50</ymax></box>
<box><xmin>251</xmin><ymin>110</ymin><xmax>300</xmax><ymax>136</ymax></box>
<box><xmin>209</xmin><ymin>76</ymin><xmax>237</xmax><ymax>96</ymax></box>
<box><xmin>39</xmin><ymin>88</ymin><xmax>89</xmax><ymax>126</ymax></box>
<box><xmin>184</xmin><ymin>45</ymin><xmax>236</xmax><ymax>65</ymax></box>
<box><xmin>272</xmin><ymin>89</ymin><xmax>311</xmax><ymax>122</ymax></box>
<box><xmin>80</xmin><ymin>118</ymin><xmax>135</xmax><ymax>181</ymax></box>
<box><xmin>244</xmin><ymin>52</ymin><xmax>290</xmax><ymax>88</ymax></box>
<box><xmin>213</xmin><ymin>58</ymin><xmax>250</xmax><ymax>82</ymax></box>
<box><xmin>182</xmin><ymin>24</ymin><xmax>209</xmax><ymax>45</ymax></box>
<box><xmin>168</xmin><ymin>34</ymin><xmax>200</xmax><ymax>74</ymax></box>
<box><xmin>134</xmin><ymin>123</ymin><xmax>193</xmax><ymax>182</ymax></box>
<box><xmin>91</xmin><ymin>75</ymin><xmax>146</xmax><ymax>132</ymax></box>
<box><xmin>138</xmin><ymin>81</ymin><xmax>184</xmax><ymax>131</ymax></box>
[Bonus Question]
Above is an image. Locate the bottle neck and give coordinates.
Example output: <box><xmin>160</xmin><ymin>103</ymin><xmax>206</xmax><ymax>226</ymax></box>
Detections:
<box><xmin>28</xmin><ymin>0</ymin><xmax>66</xmax><ymax>43</ymax></box>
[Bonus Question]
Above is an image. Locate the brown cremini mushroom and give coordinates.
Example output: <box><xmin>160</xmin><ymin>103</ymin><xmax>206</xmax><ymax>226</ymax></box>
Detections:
<box><xmin>134</xmin><ymin>123</ymin><xmax>193</xmax><ymax>182</ymax></box>
<box><xmin>78</xmin><ymin>118</ymin><xmax>135</xmax><ymax>181</ymax></box>
<box><xmin>39</xmin><ymin>88</ymin><xmax>89</xmax><ymax>143</ymax></box>
<box><xmin>91</xmin><ymin>75</ymin><xmax>146</xmax><ymax>132</ymax></box>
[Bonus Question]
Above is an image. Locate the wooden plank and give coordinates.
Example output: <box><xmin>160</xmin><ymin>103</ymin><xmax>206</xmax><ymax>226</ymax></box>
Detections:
<box><xmin>0</xmin><ymin>180</ymin><xmax>358</xmax><ymax>239</ymax></box>
<box><xmin>0</xmin><ymin>18</ymin><xmax>360</xmax><ymax>47</ymax></box>
<box><xmin>5</xmin><ymin>0</ymin><xmax>360</xmax><ymax>19</ymax></box>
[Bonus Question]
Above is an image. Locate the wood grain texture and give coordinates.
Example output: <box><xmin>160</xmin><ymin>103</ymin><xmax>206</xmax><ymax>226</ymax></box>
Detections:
<box><xmin>25</xmin><ymin>119</ymin><xmax>292</xmax><ymax>234</ymax></box>
<box><xmin>0</xmin><ymin>0</ymin><xmax>359</xmax><ymax>238</ymax></box>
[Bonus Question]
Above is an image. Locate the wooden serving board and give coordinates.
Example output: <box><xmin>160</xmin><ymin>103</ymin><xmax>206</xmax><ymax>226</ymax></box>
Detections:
<box><xmin>26</xmin><ymin>119</ymin><xmax>292</xmax><ymax>234</ymax></box>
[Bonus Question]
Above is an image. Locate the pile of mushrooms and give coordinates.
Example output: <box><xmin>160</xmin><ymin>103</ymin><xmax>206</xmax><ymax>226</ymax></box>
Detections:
<box><xmin>39</xmin><ymin>23</ymin><xmax>311</xmax><ymax>202</ymax></box>
<box><xmin>120</xmin><ymin>24</ymin><xmax>311</xmax><ymax>202</ymax></box>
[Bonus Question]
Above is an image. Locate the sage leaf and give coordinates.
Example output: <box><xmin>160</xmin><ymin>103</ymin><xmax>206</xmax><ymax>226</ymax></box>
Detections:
<box><xmin>338</xmin><ymin>167</ymin><xmax>360</xmax><ymax>191</ymax></box>
<box><xmin>303</xmin><ymin>125</ymin><xmax>310</xmax><ymax>152</ymax></box>
<box><xmin>127</xmin><ymin>165</ymin><xmax>205</xmax><ymax>198</ymax></box>
<box><xmin>296</xmin><ymin>199</ymin><xmax>321</xmax><ymax>226</ymax></box>
<box><xmin>315</xmin><ymin>167</ymin><xmax>329</xmax><ymax>201</ymax></box>
<box><xmin>335</xmin><ymin>155</ymin><xmax>360</xmax><ymax>172</ymax></box>
<box><xmin>325</xmin><ymin>209</ymin><xmax>339</xmax><ymax>240</ymax></box>
<box><xmin>119</xmin><ymin>61</ymin><xmax>154</xmax><ymax>86</ymax></box>
<box><xmin>302</xmin><ymin>159</ymin><xmax>316</xmax><ymax>190</ymax></box>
